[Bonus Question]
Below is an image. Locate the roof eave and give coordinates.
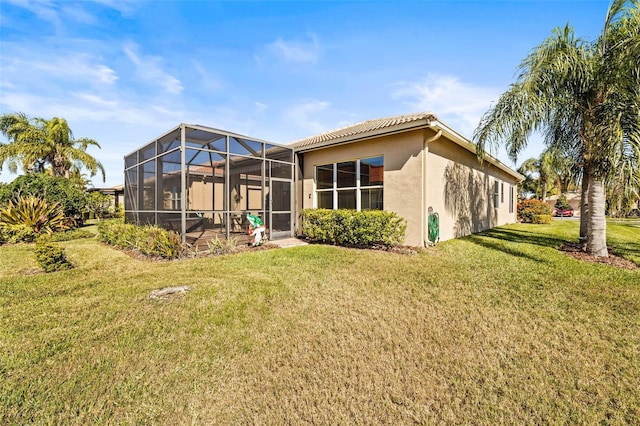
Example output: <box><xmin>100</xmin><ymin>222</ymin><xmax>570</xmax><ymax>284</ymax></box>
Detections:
<box><xmin>430</xmin><ymin>120</ymin><xmax>525</xmax><ymax>182</ymax></box>
<box><xmin>293</xmin><ymin>118</ymin><xmax>433</xmax><ymax>153</ymax></box>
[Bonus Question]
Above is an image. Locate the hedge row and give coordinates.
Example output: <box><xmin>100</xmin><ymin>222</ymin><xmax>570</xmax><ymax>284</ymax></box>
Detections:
<box><xmin>300</xmin><ymin>209</ymin><xmax>407</xmax><ymax>247</ymax></box>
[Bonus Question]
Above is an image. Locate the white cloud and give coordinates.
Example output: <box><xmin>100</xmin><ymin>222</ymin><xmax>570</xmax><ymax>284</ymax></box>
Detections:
<box><xmin>285</xmin><ymin>99</ymin><xmax>331</xmax><ymax>134</ymax></box>
<box><xmin>73</xmin><ymin>92</ymin><xmax>118</xmax><ymax>107</ymax></box>
<box><xmin>6</xmin><ymin>0</ymin><xmax>61</xmax><ymax>28</ymax></box>
<box><xmin>392</xmin><ymin>73</ymin><xmax>498</xmax><ymax>137</ymax></box>
<box><xmin>266</xmin><ymin>34</ymin><xmax>321</xmax><ymax>63</ymax></box>
<box><xmin>123</xmin><ymin>42</ymin><xmax>184</xmax><ymax>94</ymax></box>
<box><xmin>254</xmin><ymin>102</ymin><xmax>268</xmax><ymax>113</ymax></box>
<box><xmin>2</xmin><ymin>51</ymin><xmax>118</xmax><ymax>85</ymax></box>
<box><xmin>5</xmin><ymin>0</ymin><xmax>129</xmax><ymax>30</ymax></box>
<box><xmin>61</xmin><ymin>5</ymin><xmax>97</xmax><ymax>25</ymax></box>
<box><xmin>191</xmin><ymin>61</ymin><xmax>223</xmax><ymax>92</ymax></box>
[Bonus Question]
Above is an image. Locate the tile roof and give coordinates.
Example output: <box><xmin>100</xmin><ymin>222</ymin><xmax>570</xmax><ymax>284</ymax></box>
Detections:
<box><xmin>291</xmin><ymin>112</ymin><xmax>438</xmax><ymax>150</ymax></box>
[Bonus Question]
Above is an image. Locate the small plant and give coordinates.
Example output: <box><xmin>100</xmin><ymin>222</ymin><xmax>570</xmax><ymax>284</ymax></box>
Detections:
<box><xmin>111</xmin><ymin>205</ymin><xmax>124</xmax><ymax>219</ymax></box>
<box><xmin>34</xmin><ymin>241</ymin><xmax>73</xmax><ymax>272</ymax></box>
<box><xmin>517</xmin><ymin>199</ymin><xmax>553</xmax><ymax>223</ymax></box>
<box><xmin>207</xmin><ymin>236</ymin><xmax>239</xmax><ymax>255</ymax></box>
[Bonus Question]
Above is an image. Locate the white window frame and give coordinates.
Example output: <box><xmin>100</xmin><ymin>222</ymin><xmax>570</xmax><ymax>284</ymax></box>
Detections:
<box><xmin>315</xmin><ymin>157</ymin><xmax>383</xmax><ymax>211</ymax></box>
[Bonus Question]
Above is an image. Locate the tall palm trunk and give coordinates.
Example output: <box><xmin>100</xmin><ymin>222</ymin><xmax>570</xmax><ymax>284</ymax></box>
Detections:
<box><xmin>579</xmin><ymin>167</ymin><xmax>589</xmax><ymax>245</ymax></box>
<box><xmin>586</xmin><ymin>176</ymin><xmax>608</xmax><ymax>257</ymax></box>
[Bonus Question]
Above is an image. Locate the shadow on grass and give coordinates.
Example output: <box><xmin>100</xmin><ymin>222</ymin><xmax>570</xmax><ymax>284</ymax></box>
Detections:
<box><xmin>610</xmin><ymin>242</ymin><xmax>640</xmax><ymax>265</ymax></box>
<box><xmin>461</xmin><ymin>227</ymin><xmax>568</xmax><ymax>264</ymax></box>
<box><xmin>474</xmin><ymin>227</ymin><xmax>567</xmax><ymax>248</ymax></box>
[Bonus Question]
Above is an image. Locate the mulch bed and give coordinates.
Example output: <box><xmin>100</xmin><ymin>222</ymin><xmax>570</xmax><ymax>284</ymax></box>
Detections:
<box><xmin>559</xmin><ymin>241</ymin><xmax>638</xmax><ymax>270</ymax></box>
<box><xmin>108</xmin><ymin>241</ymin><xmax>278</xmax><ymax>262</ymax></box>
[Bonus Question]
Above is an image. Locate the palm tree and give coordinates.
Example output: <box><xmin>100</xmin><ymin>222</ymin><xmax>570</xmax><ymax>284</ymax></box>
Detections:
<box><xmin>0</xmin><ymin>112</ymin><xmax>105</xmax><ymax>182</ymax></box>
<box><xmin>518</xmin><ymin>148</ymin><xmax>577</xmax><ymax>201</ymax></box>
<box><xmin>474</xmin><ymin>0</ymin><xmax>640</xmax><ymax>257</ymax></box>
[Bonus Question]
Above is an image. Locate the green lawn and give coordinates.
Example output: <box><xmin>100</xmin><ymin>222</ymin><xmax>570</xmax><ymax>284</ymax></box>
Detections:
<box><xmin>1</xmin><ymin>221</ymin><xmax>638</xmax><ymax>424</ymax></box>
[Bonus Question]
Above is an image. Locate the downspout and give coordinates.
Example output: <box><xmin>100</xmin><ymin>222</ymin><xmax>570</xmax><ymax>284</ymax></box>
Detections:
<box><xmin>422</xmin><ymin>129</ymin><xmax>442</xmax><ymax>247</ymax></box>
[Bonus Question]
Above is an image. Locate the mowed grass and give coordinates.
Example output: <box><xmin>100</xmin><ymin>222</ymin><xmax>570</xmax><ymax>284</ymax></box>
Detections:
<box><xmin>1</xmin><ymin>221</ymin><xmax>638</xmax><ymax>424</ymax></box>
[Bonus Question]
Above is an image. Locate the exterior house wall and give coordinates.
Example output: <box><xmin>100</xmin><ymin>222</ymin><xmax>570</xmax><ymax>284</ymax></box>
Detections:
<box><xmin>299</xmin><ymin>130</ymin><xmax>425</xmax><ymax>246</ymax></box>
<box><xmin>298</xmin><ymin>128</ymin><xmax>520</xmax><ymax>247</ymax></box>
<box><xmin>426</xmin><ymin>136</ymin><xmax>518</xmax><ymax>241</ymax></box>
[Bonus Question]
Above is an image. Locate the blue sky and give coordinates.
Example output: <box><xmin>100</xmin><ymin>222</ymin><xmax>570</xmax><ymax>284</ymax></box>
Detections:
<box><xmin>0</xmin><ymin>0</ymin><xmax>610</xmax><ymax>188</ymax></box>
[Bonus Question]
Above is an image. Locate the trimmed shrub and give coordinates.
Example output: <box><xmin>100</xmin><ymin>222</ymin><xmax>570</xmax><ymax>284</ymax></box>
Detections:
<box><xmin>97</xmin><ymin>220</ymin><xmax>186</xmax><ymax>259</ymax></box>
<box><xmin>517</xmin><ymin>199</ymin><xmax>553</xmax><ymax>223</ymax></box>
<box><xmin>532</xmin><ymin>214</ymin><xmax>552</xmax><ymax>224</ymax></box>
<box><xmin>300</xmin><ymin>209</ymin><xmax>407</xmax><ymax>247</ymax></box>
<box><xmin>34</xmin><ymin>241</ymin><xmax>73</xmax><ymax>272</ymax></box>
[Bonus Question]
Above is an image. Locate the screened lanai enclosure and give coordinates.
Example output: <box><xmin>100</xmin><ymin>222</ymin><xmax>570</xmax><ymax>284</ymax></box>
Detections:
<box><xmin>124</xmin><ymin>124</ymin><xmax>294</xmax><ymax>246</ymax></box>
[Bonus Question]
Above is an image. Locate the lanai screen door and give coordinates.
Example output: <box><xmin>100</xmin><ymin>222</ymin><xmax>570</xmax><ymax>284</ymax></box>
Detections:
<box><xmin>269</xmin><ymin>179</ymin><xmax>292</xmax><ymax>240</ymax></box>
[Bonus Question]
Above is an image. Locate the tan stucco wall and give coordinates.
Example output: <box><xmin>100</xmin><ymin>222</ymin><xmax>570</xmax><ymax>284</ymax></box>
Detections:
<box><xmin>426</xmin><ymin>136</ymin><xmax>518</xmax><ymax>242</ymax></box>
<box><xmin>299</xmin><ymin>130</ymin><xmax>425</xmax><ymax>246</ymax></box>
<box><xmin>187</xmin><ymin>179</ymin><xmax>225</xmax><ymax>211</ymax></box>
<box><xmin>297</xmin><ymin>128</ymin><xmax>520</xmax><ymax>247</ymax></box>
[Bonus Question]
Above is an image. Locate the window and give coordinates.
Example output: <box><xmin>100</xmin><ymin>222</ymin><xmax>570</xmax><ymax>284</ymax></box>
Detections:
<box><xmin>315</xmin><ymin>156</ymin><xmax>383</xmax><ymax>211</ymax></box>
<box><xmin>509</xmin><ymin>185</ymin><xmax>514</xmax><ymax>213</ymax></box>
<box><xmin>493</xmin><ymin>180</ymin><xmax>500</xmax><ymax>208</ymax></box>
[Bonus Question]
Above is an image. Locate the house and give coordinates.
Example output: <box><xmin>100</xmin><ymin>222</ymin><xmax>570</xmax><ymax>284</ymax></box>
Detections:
<box><xmin>88</xmin><ymin>184</ymin><xmax>125</xmax><ymax>209</ymax></box>
<box><xmin>123</xmin><ymin>112</ymin><xmax>523</xmax><ymax>247</ymax></box>
<box><xmin>293</xmin><ymin>112</ymin><xmax>523</xmax><ymax>246</ymax></box>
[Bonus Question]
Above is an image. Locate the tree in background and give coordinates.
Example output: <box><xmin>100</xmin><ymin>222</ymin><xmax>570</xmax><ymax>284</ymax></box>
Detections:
<box><xmin>474</xmin><ymin>0</ymin><xmax>640</xmax><ymax>257</ymax></box>
<box><xmin>0</xmin><ymin>173</ymin><xmax>87</xmax><ymax>220</ymax></box>
<box><xmin>0</xmin><ymin>112</ymin><xmax>105</xmax><ymax>182</ymax></box>
<box><xmin>517</xmin><ymin>148</ymin><xmax>578</xmax><ymax>200</ymax></box>
<box><xmin>85</xmin><ymin>191</ymin><xmax>112</xmax><ymax>220</ymax></box>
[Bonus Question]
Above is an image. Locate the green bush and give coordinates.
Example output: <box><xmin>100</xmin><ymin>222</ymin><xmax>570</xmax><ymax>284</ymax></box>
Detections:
<box><xmin>0</xmin><ymin>225</ymin><xmax>36</xmax><ymax>244</ymax></box>
<box><xmin>97</xmin><ymin>220</ymin><xmax>185</xmax><ymax>259</ymax></box>
<box><xmin>111</xmin><ymin>205</ymin><xmax>124</xmax><ymax>219</ymax></box>
<box><xmin>207</xmin><ymin>236</ymin><xmax>239</xmax><ymax>255</ymax></box>
<box><xmin>34</xmin><ymin>241</ymin><xmax>73</xmax><ymax>273</ymax></box>
<box><xmin>554</xmin><ymin>194</ymin><xmax>571</xmax><ymax>210</ymax></box>
<box><xmin>532</xmin><ymin>214</ymin><xmax>552</xmax><ymax>224</ymax></box>
<box><xmin>517</xmin><ymin>199</ymin><xmax>553</xmax><ymax>223</ymax></box>
<box><xmin>37</xmin><ymin>229</ymin><xmax>95</xmax><ymax>242</ymax></box>
<box><xmin>300</xmin><ymin>209</ymin><xmax>407</xmax><ymax>247</ymax></box>
<box><xmin>0</xmin><ymin>196</ymin><xmax>68</xmax><ymax>237</ymax></box>
<box><xmin>0</xmin><ymin>174</ymin><xmax>87</xmax><ymax>219</ymax></box>
<box><xmin>85</xmin><ymin>191</ymin><xmax>112</xmax><ymax>220</ymax></box>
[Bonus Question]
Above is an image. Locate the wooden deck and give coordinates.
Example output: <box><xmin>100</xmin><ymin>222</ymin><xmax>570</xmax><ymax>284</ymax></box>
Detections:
<box><xmin>185</xmin><ymin>229</ymin><xmax>254</xmax><ymax>251</ymax></box>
